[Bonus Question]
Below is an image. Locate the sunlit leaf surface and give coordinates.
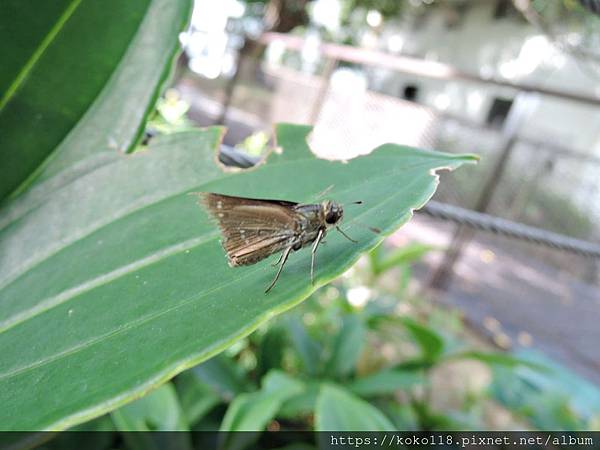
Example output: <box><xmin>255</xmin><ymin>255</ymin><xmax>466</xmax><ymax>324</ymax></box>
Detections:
<box><xmin>0</xmin><ymin>124</ymin><xmax>476</xmax><ymax>430</ymax></box>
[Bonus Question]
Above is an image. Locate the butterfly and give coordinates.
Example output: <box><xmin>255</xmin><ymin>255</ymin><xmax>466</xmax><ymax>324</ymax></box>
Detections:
<box><xmin>196</xmin><ymin>192</ymin><xmax>361</xmax><ymax>293</ymax></box>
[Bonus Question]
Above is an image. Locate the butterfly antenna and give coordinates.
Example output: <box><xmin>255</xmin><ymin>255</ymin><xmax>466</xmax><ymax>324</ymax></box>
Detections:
<box><xmin>314</xmin><ymin>184</ymin><xmax>335</xmax><ymax>200</ymax></box>
<box><xmin>336</xmin><ymin>226</ymin><xmax>358</xmax><ymax>243</ymax></box>
<box><xmin>343</xmin><ymin>220</ymin><xmax>381</xmax><ymax>235</ymax></box>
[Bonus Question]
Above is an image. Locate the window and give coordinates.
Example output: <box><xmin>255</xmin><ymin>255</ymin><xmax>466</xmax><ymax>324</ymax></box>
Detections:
<box><xmin>402</xmin><ymin>84</ymin><xmax>419</xmax><ymax>102</ymax></box>
<box><xmin>486</xmin><ymin>97</ymin><xmax>513</xmax><ymax>128</ymax></box>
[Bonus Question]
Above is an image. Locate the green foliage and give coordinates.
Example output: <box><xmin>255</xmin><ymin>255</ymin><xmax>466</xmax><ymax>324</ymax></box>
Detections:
<box><xmin>133</xmin><ymin>249</ymin><xmax>550</xmax><ymax>439</ymax></box>
<box><xmin>6</xmin><ymin>0</ymin><xmax>587</xmax><ymax>440</ymax></box>
<box><xmin>0</xmin><ymin>0</ymin><xmax>191</xmax><ymax>201</ymax></box>
<box><xmin>490</xmin><ymin>350</ymin><xmax>600</xmax><ymax>431</ymax></box>
<box><xmin>220</xmin><ymin>371</ymin><xmax>303</xmax><ymax>432</ymax></box>
<box><xmin>175</xmin><ymin>371</ymin><xmax>222</xmax><ymax>426</ymax></box>
<box><xmin>324</xmin><ymin>313</ymin><xmax>367</xmax><ymax>378</ymax></box>
<box><xmin>235</xmin><ymin>131</ymin><xmax>270</xmax><ymax>157</ymax></box>
<box><xmin>399</xmin><ymin>317</ymin><xmax>445</xmax><ymax>365</ymax></box>
<box><xmin>111</xmin><ymin>383</ymin><xmax>192</xmax><ymax>450</ymax></box>
<box><xmin>218</xmin><ymin>372</ymin><xmax>304</xmax><ymax>450</ymax></box>
<box><xmin>315</xmin><ymin>384</ymin><xmax>395</xmax><ymax>431</ymax></box>
<box><xmin>369</xmin><ymin>243</ymin><xmax>438</xmax><ymax>277</ymax></box>
<box><xmin>348</xmin><ymin>369</ymin><xmax>420</xmax><ymax>397</ymax></box>
<box><xmin>111</xmin><ymin>383</ymin><xmax>189</xmax><ymax>432</ymax></box>
<box><xmin>183</xmin><ymin>354</ymin><xmax>252</xmax><ymax>402</ymax></box>
<box><xmin>30</xmin><ymin>249</ymin><xmax>589</xmax><ymax>445</ymax></box>
<box><xmin>0</xmin><ymin>5</ymin><xmax>475</xmax><ymax>429</ymax></box>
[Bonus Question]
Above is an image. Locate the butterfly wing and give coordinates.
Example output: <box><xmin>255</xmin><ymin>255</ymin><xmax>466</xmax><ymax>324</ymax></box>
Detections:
<box><xmin>199</xmin><ymin>193</ymin><xmax>302</xmax><ymax>266</ymax></box>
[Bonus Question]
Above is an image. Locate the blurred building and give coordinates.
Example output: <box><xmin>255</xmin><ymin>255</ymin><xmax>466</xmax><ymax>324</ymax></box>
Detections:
<box><xmin>367</xmin><ymin>0</ymin><xmax>600</xmax><ymax>219</ymax></box>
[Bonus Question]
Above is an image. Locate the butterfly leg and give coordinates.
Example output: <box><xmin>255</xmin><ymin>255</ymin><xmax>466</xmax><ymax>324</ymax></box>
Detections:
<box><xmin>265</xmin><ymin>246</ymin><xmax>292</xmax><ymax>293</ymax></box>
<box><xmin>336</xmin><ymin>226</ymin><xmax>357</xmax><ymax>243</ymax></box>
<box><xmin>311</xmin><ymin>228</ymin><xmax>325</xmax><ymax>285</ymax></box>
<box><xmin>271</xmin><ymin>251</ymin><xmax>285</xmax><ymax>267</ymax></box>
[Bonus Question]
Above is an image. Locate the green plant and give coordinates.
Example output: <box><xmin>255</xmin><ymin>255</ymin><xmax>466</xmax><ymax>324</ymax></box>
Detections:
<box><xmin>0</xmin><ymin>118</ymin><xmax>476</xmax><ymax>431</ymax></box>
<box><xmin>146</xmin><ymin>245</ymin><xmax>542</xmax><ymax>440</ymax></box>
<box><xmin>0</xmin><ymin>0</ymin><xmax>482</xmax><ymax>430</ymax></box>
<box><xmin>0</xmin><ymin>3</ymin><xmax>476</xmax><ymax>429</ymax></box>
<box><xmin>29</xmin><ymin>243</ymin><xmax>578</xmax><ymax>449</ymax></box>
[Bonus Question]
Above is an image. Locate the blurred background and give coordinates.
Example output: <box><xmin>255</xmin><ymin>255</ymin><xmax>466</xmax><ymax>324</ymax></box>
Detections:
<box><xmin>144</xmin><ymin>0</ymin><xmax>600</xmax><ymax>432</ymax></box>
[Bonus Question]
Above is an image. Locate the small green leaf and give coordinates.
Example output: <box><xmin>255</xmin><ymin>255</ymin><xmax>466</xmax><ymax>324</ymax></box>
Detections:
<box><xmin>220</xmin><ymin>371</ymin><xmax>304</xmax><ymax>432</ymax></box>
<box><xmin>372</xmin><ymin>243</ymin><xmax>438</xmax><ymax>275</ymax></box>
<box><xmin>348</xmin><ymin>369</ymin><xmax>421</xmax><ymax>397</ymax></box>
<box><xmin>175</xmin><ymin>370</ymin><xmax>221</xmax><ymax>426</ymax></box>
<box><xmin>381</xmin><ymin>403</ymin><xmax>419</xmax><ymax>430</ymax></box>
<box><xmin>189</xmin><ymin>354</ymin><xmax>252</xmax><ymax>402</ymax></box>
<box><xmin>219</xmin><ymin>371</ymin><xmax>304</xmax><ymax>450</ymax></box>
<box><xmin>286</xmin><ymin>318</ymin><xmax>322</xmax><ymax>376</ymax></box>
<box><xmin>256</xmin><ymin>325</ymin><xmax>288</xmax><ymax>379</ymax></box>
<box><xmin>448</xmin><ymin>351</ymin><xmax>548</xmax><ymax>371</ymax></box>
<box><xmin>111</xmin><ymin>383</ymin><xmax>191</xmax><ymax>450</ymax></box>
<box><xmin>278</xmin><ymin>381</ymin><xmax>321</xmax><ymax>419</ymax></box>
<box><xmin>111</xmin><ymin>383</ymin><xmax>188</xmax><ymax>431</ymax></box>
<box><xmin>400</xmin><ymin>318</ymin><xmax>445</xmax><ymax>363</ymax></box>
<box><xmin>315</xmin><ymin>384</ymin><xmax>395</xmax><ymax>431</ymax></box>
<box><xmin>325</xmin><ymin>314</ymin><xmax>366</xmax><ymax>378</ymax></box>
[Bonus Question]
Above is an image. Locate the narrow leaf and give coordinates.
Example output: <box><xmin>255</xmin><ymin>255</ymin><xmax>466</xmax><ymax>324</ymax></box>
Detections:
<box><xmin>325</xmin><ymin>314</ymin><xmax>366</xmax><ymax>378</ymax></box>
<box><xmin>400</xmin><ymin>317</ymin><xmax>445</xmax><ymax>363</ymax></box>
<box><xmin>348</xmin><ymin>369</ymin><xmax>421</xmax><ymax>397</ymax></box>
<box><xmin>315</xmin><ymin>384</ymin><xmax>395</xmax><ymax>431</ymax></box>
<box><xmin>373</xmin><ymin>243</ymin><xmax>438</xmax><ymax>275</ymax></box>
<box><xmin>111</xmin><ymin>383</ymin><xmax>191</xmax><ymax>450</ymax></box>
<box><xmin>220</xmin><ymin>371</ymin><xmax>304</xmax><ymax>432</ymax></box>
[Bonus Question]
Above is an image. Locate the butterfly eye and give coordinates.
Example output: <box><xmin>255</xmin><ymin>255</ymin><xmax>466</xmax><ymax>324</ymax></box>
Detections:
<box><xmin>326</xmin><ymin>209</ymin><xmax>341</xmax><ymax>224</ymax></box>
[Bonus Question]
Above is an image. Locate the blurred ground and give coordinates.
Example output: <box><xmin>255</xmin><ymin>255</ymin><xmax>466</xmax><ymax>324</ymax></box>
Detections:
<box><xmin>397</xmin><ymin>216</ymin><xmax>600</xmax><ymax>385</ymax></box>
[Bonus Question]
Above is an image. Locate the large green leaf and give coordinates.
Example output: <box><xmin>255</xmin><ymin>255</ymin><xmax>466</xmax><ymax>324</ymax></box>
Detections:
<box><xmin>0</xmin><ymin>0</ymin><xmax>190</xmax><ymax>202</ymax></box>
<box><xmin>0</xmin><ymin>124</ymin><xmax>475</xmax><ymax>431</ymax></box>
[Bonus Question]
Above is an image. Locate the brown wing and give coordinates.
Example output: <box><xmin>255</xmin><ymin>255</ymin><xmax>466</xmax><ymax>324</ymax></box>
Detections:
<box><xmin>197</xmin><ymin>192</ymin><xmax>302</xmax><ymax>266</ymax></box>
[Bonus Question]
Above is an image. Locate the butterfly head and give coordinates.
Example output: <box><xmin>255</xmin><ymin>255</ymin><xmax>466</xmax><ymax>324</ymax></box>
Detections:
<box><xmin>322</xmin><ymin>200</ymin><xmax>344</xmax><ymax>227</ymax></box>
